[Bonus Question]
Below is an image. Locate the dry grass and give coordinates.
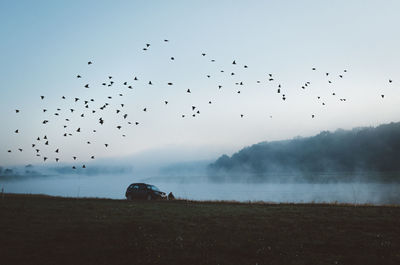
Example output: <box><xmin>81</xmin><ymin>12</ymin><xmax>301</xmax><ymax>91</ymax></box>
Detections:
<box><xmin>1</xmin><ymin>193</ymin><xmax>400</xmax><ymax>265</ymax></box>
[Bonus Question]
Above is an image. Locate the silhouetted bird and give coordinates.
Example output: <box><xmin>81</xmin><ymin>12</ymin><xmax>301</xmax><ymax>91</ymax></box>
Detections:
<box><xmin>15</xmin><ymin>129</ymin><xmax>19</xmax><ymax>133</ymax></box>
<box><xmin>149</xmin><ymin>81</ymin><xmax>152</xmax><ymax>85</ymax></box>
<box><xmin>75</xmin><ymin>98</ymin><xmax>79</xmax><ymax>102</ymax></box>
<box><xmin>15</xmin><ymin>110</ymin><xmax>19</xmax><ymax>113</ymax></box>
<box><xmin>187</xmin><ymin>89</ymin><xmax>191</xmax><ymax>93</ymax></box>
<box><xmin>232</xmin><ymin>60</ymin><xmax>236</xmax><ymax>65</ymax></box>
<box><xmin>40</xmin><ymin>96</ymin><xmax>45</xmax><ymax>100</ymax></box>
<box><xmin>76</xmin><ymin>128</ymin><xmax>80</xmax><ymax>132</ymax></box>
<box><xmin>88</xmin><ymin>61</ymin><xmax>92</xmax><ymax>65</ymax></box>
<box><xmin>77</xmin><ymin>75</ymin><xmax>81</xmax><ymax>78</ymax></box>
<box><xmin>84</xmin><ymin>84</ymin><xmax>89</xmax><ymax>88</ymax></box>
<box><xmin>381</xmin><ymin>94</ymin><xmax>385</xmax><ymax>98</ymax></box>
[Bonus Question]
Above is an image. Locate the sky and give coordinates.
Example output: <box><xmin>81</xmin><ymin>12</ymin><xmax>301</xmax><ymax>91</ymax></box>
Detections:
<box><xmin>1</xmin><ymin>0</ymin><xmax>400</xmax><ymax>167</ymax></box>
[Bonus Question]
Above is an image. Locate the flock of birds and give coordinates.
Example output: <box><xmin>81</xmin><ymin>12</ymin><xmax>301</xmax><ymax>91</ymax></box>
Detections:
<box><xmin>5</xmin><ymin>39</ymin><xmax>395</xmax><ymax>169</ymax></box>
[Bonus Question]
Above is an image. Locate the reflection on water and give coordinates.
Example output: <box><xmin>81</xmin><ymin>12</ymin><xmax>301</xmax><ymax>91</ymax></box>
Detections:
<box><xmin>1</xmin><ymin>174</ymin><xmax>400</xmax><ymax>205</ymax></box>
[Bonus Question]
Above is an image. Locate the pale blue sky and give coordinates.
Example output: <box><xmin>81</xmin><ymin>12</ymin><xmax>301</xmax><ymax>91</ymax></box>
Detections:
<box><xmin>1</xmin><ymin>0</ymin><xmax>400</xmax><ymax>166</ymax></box>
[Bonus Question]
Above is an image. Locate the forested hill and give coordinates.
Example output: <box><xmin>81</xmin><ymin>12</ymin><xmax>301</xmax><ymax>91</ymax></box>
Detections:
<box><xmin>208</xmin><ymin>122</ymin><xmax>400</xmax><ymax>182</ymax></box>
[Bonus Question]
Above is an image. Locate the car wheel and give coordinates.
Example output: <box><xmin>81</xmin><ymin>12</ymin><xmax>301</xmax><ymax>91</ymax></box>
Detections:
<box><xmin>146</xmin><ymin>194</ymin><xmax>152</xmax><ymax>201</ymax></box>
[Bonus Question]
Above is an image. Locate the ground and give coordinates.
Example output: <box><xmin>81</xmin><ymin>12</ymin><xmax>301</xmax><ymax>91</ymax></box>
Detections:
<box><xmin>0</xmin><ymin>193</ymin><xmax>399</xmax><ymax>265</ymax></box>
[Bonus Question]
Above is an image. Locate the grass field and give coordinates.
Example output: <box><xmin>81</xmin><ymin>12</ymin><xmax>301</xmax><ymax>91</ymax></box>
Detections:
<box><xmin>0</xmin><ymin>193</ymin><xmax>399</xmax><ymax>265</ymax></box>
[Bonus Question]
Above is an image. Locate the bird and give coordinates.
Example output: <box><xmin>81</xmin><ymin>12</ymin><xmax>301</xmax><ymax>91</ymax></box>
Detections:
<box><xmin>143</xmin><ymin>108</ymin><xmax>147</xmax><ymax>112</ymax></box>
<box><xmin>82</xmin><ymin>165</ymin><xmax>86</xmax><ymax>169</ymax></box>
<box><xmin>55</xmin><ymin>158</ymin><xmax>59</xmax><ymax>162</ymax></box>
<box><xmin>15</xmin><ymin>109</ymin><xmax>19</xmax><ymax>113</ymax></box>
<box><xmin>40</xmin><ymin>96</ymin><xmax>45</xmax><ymax>100</ymax></box>
<box><xmin>88</xmin><ymin>61</ymin><xmax>92</xmax><ymax>65</ymax></box>
<box><xmin>55</xmin><ymin>149</ymin><xmax>59</xmax><ymax>153</ymax></box>
<box><xmin>312</xmin><ymin>68</ymin><xmax>316</xmax><ymax>70</ymax></box>
<box><xmin>381</xmin><ymin>94</ymin><xmax>385</xmax><ymax>98</ymax></box>
<box><xmin>91</xmin><ymin>156</ymin><xmax>95</xmax><ymax>159</ymax></box>
<box><xmin>187</xmin><ymin>89</ymin><xmax>191</xmax><ymax>93</ymax></box>
<box><xmin>77</xmin><ymin>75</ymin><xmax>81</xmax><ymax>78</ymax></box>
<box><xmin>75</xmin><ymin>98</ymin><xmax>79</xmax><ymax>102</ymax></box>
<box><xmin>164</xmin><ymin>39</ymin><xmax>169</xmax><ymax>42</ymax></box>
<box><xmin>73</xmin><ymin>156</ymin><xmax>77</xmax><ymax>160</ymax></box>
<box><xmin>202</xmin><ymin>53</ymin><xmax>206</xmax><ymax>56</ymax></box>
<box><xmin>232</xmin><ymin>60</ymin><xmax>236</xmax><ymax>65</ymax></box>
<box><xmin>170</xmin><ymin>57</ymin><xmax>174</xmax><ymax>60</ymax></box>
<box><xmin>389</xmin><ymin>79</ymin><xmax>393</xmax><ymax>83</ymax></box>
<box><xmin>149</xmin><ymin>81</ymin><xmax>153</xmax><ymax>85</ymax></box>
<box><xmin>240</xmin><ymin>114</ymin><xmax>244</xmax><ymax>118</ymax></box>
<box><xmin>168</xmin><ymin>82</ymin><xmax>173</xmax><ymax>85</ymax></box>
<box><xmin>18</xmin><ymin>148</ymin><xmax>23</xmax><ymax>152</ymax></box>
<box><xmin>105</xmin><ymin>144</ymin><xmax>109</xmax><ymax>147</ymax></box>
<box><xmin>76</xmin><ymin>128</ymin><xmax>81</xmax><ymax>132</ymax></box>
<box><xmin>15</xmin><ymin>129</ymin><xmax>19</xmax><ymax>133</ymax></box>
<box><xmin>84</xmin><ymin>84</ymin><xmax>89</xmax><ymax>88</ymax></box>
<box><xmin>312</xmin><ymin>115</ymin><xmax>315</xmax><ymax>118</ymax></box>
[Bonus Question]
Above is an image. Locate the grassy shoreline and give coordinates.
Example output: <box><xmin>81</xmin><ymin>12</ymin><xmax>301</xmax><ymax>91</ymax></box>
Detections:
<box><xmin>1</xmin><ymin>193</ymin><xmax>400</xmax><ymax>265</ymax></box>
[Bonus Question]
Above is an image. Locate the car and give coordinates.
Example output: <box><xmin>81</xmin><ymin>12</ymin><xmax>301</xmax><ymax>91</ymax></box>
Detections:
<box><xmin>125</xmin><ymin>183</ymin><xmax>166</xmax><ymax>200</ymax></box>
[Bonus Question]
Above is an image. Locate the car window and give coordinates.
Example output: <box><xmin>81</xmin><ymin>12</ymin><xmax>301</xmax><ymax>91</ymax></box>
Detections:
<box><xmin>133</xmin><ymin>185</ymin><xmax>139</xmax><ymax>190</ymax></box>
<box><xmin>148</xmin><ymin>185</ymin><xmax>160</xmax><ymax>191</ymax></box>
<box><xmin>139</xmin><ymin>185</ymin><xmax>146</xmax><ymax>190</ymax></box>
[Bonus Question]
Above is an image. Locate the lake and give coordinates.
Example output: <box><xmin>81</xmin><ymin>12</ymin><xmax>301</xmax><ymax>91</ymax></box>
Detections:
<box><xmin>1</xmin><ymin>174</ymin><xmax>399</xmax><ymax>205</ymax></box>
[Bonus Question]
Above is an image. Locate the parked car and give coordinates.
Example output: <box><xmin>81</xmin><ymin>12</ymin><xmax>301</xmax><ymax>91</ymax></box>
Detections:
<box><xmin>125</xmin><ymin>183</ymin><xmax>166</xmax><ymax>200</ymax></box>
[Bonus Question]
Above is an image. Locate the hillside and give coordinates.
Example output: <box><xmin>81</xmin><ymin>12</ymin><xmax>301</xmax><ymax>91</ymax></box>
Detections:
<box><xmin>208</xmin><ymin>122</ymin><xmax>400</xmax><ymax>182</ymax></box>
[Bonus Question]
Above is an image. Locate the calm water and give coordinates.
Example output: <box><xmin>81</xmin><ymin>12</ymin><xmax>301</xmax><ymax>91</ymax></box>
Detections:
<box><xmin>1</xmin><ymin>174</ymin><xmax>399</xmax><ymax>205</ymax></box>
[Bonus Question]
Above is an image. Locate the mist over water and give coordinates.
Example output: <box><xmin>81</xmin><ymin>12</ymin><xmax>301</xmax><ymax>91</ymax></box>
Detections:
<box><xmin>1</xmin><ymin>173</ymin><xmax>399</xmax><ymax>205</ymax></box>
